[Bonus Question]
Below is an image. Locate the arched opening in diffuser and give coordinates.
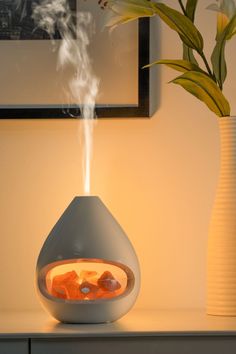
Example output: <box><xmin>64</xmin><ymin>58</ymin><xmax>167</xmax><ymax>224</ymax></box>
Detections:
<box><xmin>39</xmin><ymin>259</ymin><xmax>135</xmax><ymax>301</ymax></box>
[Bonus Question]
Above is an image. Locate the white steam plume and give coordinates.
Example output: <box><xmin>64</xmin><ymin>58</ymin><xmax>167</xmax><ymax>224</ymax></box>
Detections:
<box><xmin>32</xmin><ymin>0</ymin><xmax>99</xmax><ymax>195</ymax></box>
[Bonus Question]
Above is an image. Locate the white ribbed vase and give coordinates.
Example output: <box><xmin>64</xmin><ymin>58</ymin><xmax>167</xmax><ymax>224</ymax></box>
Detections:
<box><xmin>207</xmin><ymin>116</ymin><xmax>236</xmax><ymax>316</ymax></box>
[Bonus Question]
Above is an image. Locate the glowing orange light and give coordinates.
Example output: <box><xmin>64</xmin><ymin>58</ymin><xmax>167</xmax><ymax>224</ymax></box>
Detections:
<box><xmin>44</xmin><ymin>260</ymin><xmax>131</xmax><ymax>301</ymax></box>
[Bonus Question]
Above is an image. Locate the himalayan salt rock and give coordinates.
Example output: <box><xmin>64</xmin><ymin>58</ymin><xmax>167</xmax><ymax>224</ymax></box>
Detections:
<box><xmin>50</xmin><ymin>269</ymin><xmax>122</xmax><ymax>301</ymax></box>
<box><xmin>64</xmin><ymin>281</ymin><xmax>82</xmax><ymax>300</ymax></box>
<box><xmin>79</xmin><ymin>281</ymin><xmax>99</xmax><ymax>300</ymax></box>
<box><xmin>51</xmin><ymin>285</ymin><xmax>67</xmax><ymax>299</ymax></box>
<box><xmin>97</xmin><ymin>271</ymin><xmax>121</xmax><ymax>292</ymax></box>
<box><xmin>53</xmin><ymin>270</ymin><xmax>78</xmax><ymax>286</ymax></box>
<box><xmin>79</xmin><ymin>270</ymin><xmax>97</xmax><ymax>283</ymax></box>
<box><xmin>51</xmin><ymin>271</ymin><xmax>79</xmax><ymax>300</ymax></box>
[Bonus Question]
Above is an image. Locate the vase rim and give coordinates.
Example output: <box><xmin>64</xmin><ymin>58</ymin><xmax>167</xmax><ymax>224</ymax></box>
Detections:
<box><xmin>219</xmin><ymin>116</ymin><xmax>236</xmax><ymax>120</ymax></box>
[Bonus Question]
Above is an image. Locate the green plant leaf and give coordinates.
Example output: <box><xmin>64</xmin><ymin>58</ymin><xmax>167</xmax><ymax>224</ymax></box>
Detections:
<box><xmin>171</xmin><ymin>71</ymin><xmax>230</xmax><ymax>117</ymax></box>
<box><xmin>183</xmin><ymin>1</ymin><xmax>199</xmax><ymax>66</ymax></box>
<box><xmin>225</xmin><ymin>13</ymin><xmax>236</xmax><ymax>41</ymax></box>
<box><xmin>182</xmin><ymin>44</ymin><xmax>199</xmax><ymax>65</ymax></box>
<box><xmin>186</xmin><ymin>0</ymin><xmax>198</xmax><ymax>21</ymax></box>
<box><xmin>211</xmin><ymin>13</ymin><xmax>236</xmax><ymax>88</ymax></box>
<box><xmin>227</xmin><ymin>28</ymin><xmax>236</xmax><ymax>39</ymax></box>
<box><xmin>143</xmin><ymin>59</ymin><xmax>202</xmax><ymax>73</ymax></box>
<box><xmin>153</xmin><ymin>3</ymin><xmax>203</xmax><ymax>53</ymax></box>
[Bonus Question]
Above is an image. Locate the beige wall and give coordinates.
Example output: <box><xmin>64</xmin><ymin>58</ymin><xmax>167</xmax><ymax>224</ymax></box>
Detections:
<box><xmin>0</xmin><ymin>1</ymin><xmax>236</xmax><ymax>312</ymax></box>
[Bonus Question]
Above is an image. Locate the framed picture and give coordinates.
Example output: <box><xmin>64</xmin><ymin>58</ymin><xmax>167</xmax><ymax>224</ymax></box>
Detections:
<box><xmin>0</xmin><ymin>0</ymin><xmax>76</xmax><ymax>40</ymax></box>
<box><xmin>0</xmin><ymin>0</ymin><xmax>158</xmax><ymax>118</ymax></box>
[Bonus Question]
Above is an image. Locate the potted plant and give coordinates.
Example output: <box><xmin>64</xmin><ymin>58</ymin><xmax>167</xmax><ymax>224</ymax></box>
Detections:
<box><xmin>98</xmin><ymin>0</ymin><xmax>236</xmax><ymax>316</ymax></box>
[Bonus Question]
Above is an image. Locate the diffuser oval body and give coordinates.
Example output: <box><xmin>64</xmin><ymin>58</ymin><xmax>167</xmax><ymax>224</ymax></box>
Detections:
<box><xmin>36</xmin><ymin>196</ymin><xmax>140</xmax><ymax>323</ymax></box>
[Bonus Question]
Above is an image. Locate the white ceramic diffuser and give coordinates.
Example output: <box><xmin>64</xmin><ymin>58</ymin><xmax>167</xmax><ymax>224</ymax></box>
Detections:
<box><xmin>36</xmin><ymin>196</ymin><xmax>140</xmax><ymax>323</ymax></box>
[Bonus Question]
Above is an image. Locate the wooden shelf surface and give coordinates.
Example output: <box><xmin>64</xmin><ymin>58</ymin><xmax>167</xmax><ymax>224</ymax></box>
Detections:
<box><xmin>1</xmin><ymin>309</ymin><xmax>236</xmax><ymax>339</ymax></box>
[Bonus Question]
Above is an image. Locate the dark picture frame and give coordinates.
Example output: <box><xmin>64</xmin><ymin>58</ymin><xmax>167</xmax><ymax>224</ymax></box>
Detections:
<box><xmin>0</xmin><ymin>16</ymin><xmax>158</xmax><ymax>119</ymax></box>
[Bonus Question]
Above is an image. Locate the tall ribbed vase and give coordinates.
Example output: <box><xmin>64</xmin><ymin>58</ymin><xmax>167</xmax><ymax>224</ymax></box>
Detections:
<box><xmin>207</xmin><ymin>116</ymin><xmax>236</xmax><ymax>316</ymax></box>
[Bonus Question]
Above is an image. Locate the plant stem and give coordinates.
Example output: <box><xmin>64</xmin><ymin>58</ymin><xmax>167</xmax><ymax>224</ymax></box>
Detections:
<box><xmin>200</xmin><ymin>52</ymin><xmax>217</xmax><ymax>82</ymax></box>
<box><xmin>178</xmin><ymin>0</ymin><xmax>187</xmax><ymax>16</ymax></box>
